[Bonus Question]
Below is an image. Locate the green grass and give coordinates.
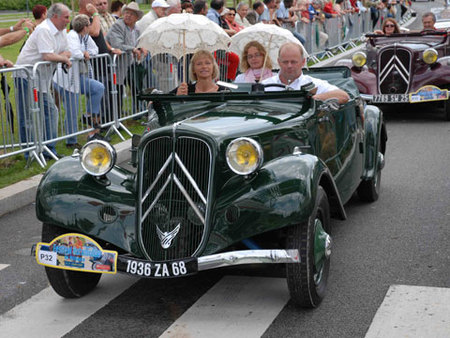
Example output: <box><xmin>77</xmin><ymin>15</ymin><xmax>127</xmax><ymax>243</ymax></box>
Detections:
<box><xmin>0</xmin><ymin>120</ymin><xmax>145</xmax><ymax>189</ymax></box>
<box><xmin>0</xmin><ymin>12</ymin><xmax>149</xmax><ymax>190</ymax></box>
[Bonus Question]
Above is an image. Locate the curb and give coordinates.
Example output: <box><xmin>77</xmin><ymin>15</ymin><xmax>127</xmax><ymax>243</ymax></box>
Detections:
<box><xmin>0</xmin><ymin>139</ymin><xmax>131</xmax><ymax>218</ymax></box>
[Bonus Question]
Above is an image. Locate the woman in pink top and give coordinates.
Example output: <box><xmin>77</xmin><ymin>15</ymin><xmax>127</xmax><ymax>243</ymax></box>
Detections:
<box><xmin>234</xmin><ymin>40</ymin><xmax>274</xmax><ymax>83</ymax></box>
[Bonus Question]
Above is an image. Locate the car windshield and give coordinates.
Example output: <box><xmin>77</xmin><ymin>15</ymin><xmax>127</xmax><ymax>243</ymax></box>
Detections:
<box><xmin>143</xmin><ymin>90</ymin><xmax>312</xmax><ymax>127</ymax></box>
<box><xmin>367</xmin><ymin>32</ymin><xmax>447</xmax><ymax>46</ymax></box>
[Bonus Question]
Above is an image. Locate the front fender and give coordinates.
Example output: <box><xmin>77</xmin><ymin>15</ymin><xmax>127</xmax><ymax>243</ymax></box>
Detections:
<box><xmin>203</xmin><ymin>153</ymin><xmax>344</xmax><ymax>255</ymax></box>
<box><xmin>35</xmin><ymin>156</ymin><xmax>141</xmax><ymax>256</ymax></box>
<box><xmin>362</xmin><ymin>104</ymin><xmax>386</xmax><ymax>180</ymax></box>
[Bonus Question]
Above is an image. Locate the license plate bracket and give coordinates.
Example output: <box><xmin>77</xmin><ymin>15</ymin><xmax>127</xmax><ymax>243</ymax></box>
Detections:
<box><xmin>372</xmin><ymin>94</ymin><xmax>409</xmax><ymax>103</ymax></box>
<box><xmin>117</xmin><ymin>256</ymin><xmax>198</xmax><ymax>278</ymax></box>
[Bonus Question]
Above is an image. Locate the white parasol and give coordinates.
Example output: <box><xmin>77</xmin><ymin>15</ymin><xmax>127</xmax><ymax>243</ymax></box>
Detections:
<box><xmin>229</xmin><ymin>23</ymin><xmax>308</xmax><ymax>69</ymax></box>
<box><xmin>137</xmin><ymin>13</ymin><xmax>231</xmax><ymax>59</ymax></box>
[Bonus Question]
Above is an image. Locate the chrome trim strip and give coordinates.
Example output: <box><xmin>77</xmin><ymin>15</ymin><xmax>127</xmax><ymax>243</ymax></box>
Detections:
<box><xmin>172</xmin><ymin>174</ymin><xmax>206</xmax><ymax>225</ymax></box>
<box><xmin>379</xmin><ymin>55</ymin><xmax>409</xmax><ymax>84</ymax></box>
<box><xmin>141</xmin><ymin>175</ymin><xmax>172</xmax><ymax>223</ymax></box>
<box><xmin>182</xmin><ymin>137</ymin><xmax>213</xmax><ymax>258</ymax></box>
<box><xmin>174</xmin><ymin>153</ymin><xmax>207</xmax><ymax>205</ymax></box>
<box><xmin>378</xmin><ymin>46</ymin><xmax>412</xmax><ymax>94</ymax></box>
<box><xmin>360</xmin><ymin>94</ymin><xmax>374</xmax><ymax>101</ymax></box>
<box><xmin>141</xmin><ymin>154</ymin><xmax>173</xmax><ymax>204</ymax></box>
<box><xmin>197</xmin><ymin>249</ymin><xmax>300</xmax><ymax>271</ymax></box>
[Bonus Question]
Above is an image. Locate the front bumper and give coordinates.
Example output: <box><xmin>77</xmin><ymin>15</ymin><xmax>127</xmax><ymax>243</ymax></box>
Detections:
<box><xmin>110</xmin><ymin>249</ymin><xmax>300</xmax><ymax>279</ymax></box>
<box><xmin>33</xmin><ymin>236</ymin><xmax>300</xmax><ymax>279</ymax></box>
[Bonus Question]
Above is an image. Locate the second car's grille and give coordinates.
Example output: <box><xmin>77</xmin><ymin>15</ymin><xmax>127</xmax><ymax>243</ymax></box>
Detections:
<box><xmin>378</xmin><ymin>47</ymin><xmax>411</xmax><ymax>94</ymax></box>
<box><xmin>138</xmin><ymin>136</ymin><xmax>212</xmax><ymax>261</ymax></box>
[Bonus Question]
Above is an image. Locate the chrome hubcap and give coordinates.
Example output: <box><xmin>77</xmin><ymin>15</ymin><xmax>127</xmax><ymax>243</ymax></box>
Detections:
<box><xmin>314</xmin><ymin>218</ymin><xmax>331</xmax><ymax>286</ymax></box>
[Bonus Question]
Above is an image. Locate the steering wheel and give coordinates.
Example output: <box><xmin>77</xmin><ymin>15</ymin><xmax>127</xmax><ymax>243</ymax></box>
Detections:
<box><xmin>262</xmin><ymin>83</ymin><xmax>289</xmax><ymax>89</ymax></box>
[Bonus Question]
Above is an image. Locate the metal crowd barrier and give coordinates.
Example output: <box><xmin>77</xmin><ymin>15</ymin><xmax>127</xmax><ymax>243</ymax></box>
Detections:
<box><xmin>0</xmin><ymin>5</ymin><xmax>412</xmax><ymax>167</ymax></box>
<box><xmin>0</xmin><ymin>66</ymin><xmax>42</xmax><ymax>165</ymax></box>
<box><xmin>297</xmin><ymin>3</ymin><xmax>408</xmax><ymax>59</ymax></box>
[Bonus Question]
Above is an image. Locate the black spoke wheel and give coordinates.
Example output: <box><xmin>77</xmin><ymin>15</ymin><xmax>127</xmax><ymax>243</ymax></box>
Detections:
<box><xmin>357</xmin><ymin>164</ymin><xmax>381</xmax><ymax>202</ymax></box>
<box><xmin>286</xmin><ymin>186</ymin><xmax>331</xmax><ymax>308</ymax></box>
<box><xmin>358</xmin><ymin>124</ymin><xmax>386</xmax><ymax>202</ymax></box>
<box><xmin>42</xmin><ymin>223</ymin><xmax>101</xmax><ymax>298</ymax></box>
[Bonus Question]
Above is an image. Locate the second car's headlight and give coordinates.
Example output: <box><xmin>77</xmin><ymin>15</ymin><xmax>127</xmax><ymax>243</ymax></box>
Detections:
<box><xmin>80</xmin><ymin>140</ymin><xmax>116</xmax><ymax>176</ymax></box>
<box><xmin>352</xmin><ymin>52</ymin><xmax>367</xmax><ymax>67</ymax></box>
<box><xmin>423</xmin><ymin>48</ymin><xmax>438</xmax><ymax>64</ymax></box>
<box><xmin>226</xmin><ymin>137</ymin><xmax>263</xmax><ymax>175</ymax></box>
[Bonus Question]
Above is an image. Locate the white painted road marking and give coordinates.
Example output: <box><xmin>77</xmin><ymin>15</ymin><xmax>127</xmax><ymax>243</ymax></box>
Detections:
<box><xmin>365</xmin><ymin>285</ymin><xmax>450</xmax><ymax>338</ymax></box>
<box><xmin>0</xmin><ymin>274</ymin><xmax>137</xmax><ymax>338</ymax></box>
<box><xmin>160</xmin><ymin>276</ymin><xmax>290</xmax><ymax>338</ymax></box>
<box><xmin>0</xmin><ymin>264</ymin><xmax>10</xmax><ymax>271</ymax></box>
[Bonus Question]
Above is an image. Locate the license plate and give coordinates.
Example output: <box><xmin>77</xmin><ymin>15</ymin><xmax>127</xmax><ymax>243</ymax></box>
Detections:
<box><xmin>117</xmin><ymin>256</ymin><xmax>198</xmax><ymax>278</ymax></box>
<box><xmin>372</xmin><ymin>94</ymin><xmax>409</xmax><ymax>103</ymax></box>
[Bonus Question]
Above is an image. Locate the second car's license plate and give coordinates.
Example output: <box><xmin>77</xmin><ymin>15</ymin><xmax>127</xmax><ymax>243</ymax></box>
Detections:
<box><xmin>117</xmin><ymin>256</ymin><xmax>198</xmax><ymax>278</ymax></box>
<box><xmin>372</xmin><ymin>94</ymin><xmax>409</xmax><ymax>103</ymax></box>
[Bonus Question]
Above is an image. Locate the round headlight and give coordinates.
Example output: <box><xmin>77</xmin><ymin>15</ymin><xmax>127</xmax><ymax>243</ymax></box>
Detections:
<box><xmin>352</xmin><ymin>52</ymin><xmax>367</xmax><ymax>67</ymax></box>
<box><xmin>423</xmin><ymin>48</ymin><xmax>438</xmax><ymax>64</ymax></box>
<box><xmin>80</xmin><ymin>140</ymin><xmax>116</xmax><ymax>176</ymax></box>
<box><xmin>226</xmin><ymin>137</ymin><xmax>263</xmax><ymax>175</ymax></box>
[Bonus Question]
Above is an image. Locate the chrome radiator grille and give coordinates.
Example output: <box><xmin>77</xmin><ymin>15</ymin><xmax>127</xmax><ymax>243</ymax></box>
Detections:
<box><xmin>378</xmin><ymin>47</ymin><xmax>411</xmax><ymax>94</ymax></box>
<box><xmin>138</xmin><ymin>136</ymin><xmax>212</xmax><ymax>261</ymax></box>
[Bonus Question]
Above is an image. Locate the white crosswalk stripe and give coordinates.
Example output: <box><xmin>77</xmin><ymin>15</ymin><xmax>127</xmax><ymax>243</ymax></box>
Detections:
<box><xmin>160</xmin><ymin>276</ymin><xmax>290</xmax><ymax>338</ymax></box>
<box><xmin>0</xmin><ymin>274</ymin><xmax>137</xmax><ymax>338</ymax></box>
<box><xmin>1</xmin><ymin>273</ymin><xmax>449</xmax><ymax>338</ymax></box>
<box><xmin>0</xmin><ymin>264</ymin><xmax>10</xmax><ymax>271</ymax></box>
<box><xmin>365</xmin><ymin>285</ymin><xmax>450</xmax><ymax>338</ymax></box>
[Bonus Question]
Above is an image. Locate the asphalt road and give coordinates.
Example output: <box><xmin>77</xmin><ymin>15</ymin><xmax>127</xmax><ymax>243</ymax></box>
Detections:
<box><xmin>0</xmin><ymin>3</ymin><xmax>449</xmax><ymax>337</ymax></box>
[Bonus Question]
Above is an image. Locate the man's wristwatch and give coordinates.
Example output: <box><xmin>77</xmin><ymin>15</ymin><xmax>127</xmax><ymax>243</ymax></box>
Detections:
<box><xmin>9</xmin><ymin>26</ymin><xmax>14</xmax><ymax>32</ymax></box>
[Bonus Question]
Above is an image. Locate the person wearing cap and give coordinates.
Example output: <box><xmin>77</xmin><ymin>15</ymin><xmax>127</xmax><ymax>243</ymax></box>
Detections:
<box><xmin>135</xmin><ymin>0</ymin><xmax>169</xmax><ymax>33</ymax></box>
<box><xmin>222</xmin><ymin>7</ymin><xmax>243</xmax><ymax>34</ymax></box>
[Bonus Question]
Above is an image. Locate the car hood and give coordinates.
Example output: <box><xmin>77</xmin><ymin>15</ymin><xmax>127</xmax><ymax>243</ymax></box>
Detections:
<box><xmin>173</xmin><ymin>100</ymin><xmax>308</xmax><ymax>139</ymax></box>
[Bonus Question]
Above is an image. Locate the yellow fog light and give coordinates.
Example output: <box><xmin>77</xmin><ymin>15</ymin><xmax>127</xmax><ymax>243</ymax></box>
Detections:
<box><xmin>423</xmin><ymin>48</ymin><xmax>438</xmax><ymax>64</ymax></box>
<box><xmin>226</xmin><ymin>137</ymin><xmax>263</xmax><ymax>175</ymax></box>
<box><xmin>352</xmin><ymin>52</ymin><xmax>367</xmax><ymax>67</ymax></box>
<box><xmin>80</xmin><ymin>140</ymin><xmax>116</xmax><ymax>176</ymax></box>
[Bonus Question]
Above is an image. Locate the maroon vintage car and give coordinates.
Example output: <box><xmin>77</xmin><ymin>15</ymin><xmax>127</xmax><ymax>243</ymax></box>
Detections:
<box><xmin>337</xmin><ymin>31</ymin><xmax>450</xmax><ymax>120</ymax></box>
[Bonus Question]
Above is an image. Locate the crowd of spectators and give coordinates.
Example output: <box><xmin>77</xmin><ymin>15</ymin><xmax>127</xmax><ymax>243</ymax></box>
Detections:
<box><xmin>0</xmin><ymin>0</ymin><xmax>412</xmax><ymax>158</ymax></box>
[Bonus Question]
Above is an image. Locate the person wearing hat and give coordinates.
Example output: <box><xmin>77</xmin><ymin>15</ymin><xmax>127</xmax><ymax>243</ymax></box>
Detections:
<box><xmin>136</xmin><ymin>0</ymin><xmax>170</xmax><ymax>33</ymax></box>
<box><xmin>219</xmin><ymin>8</ymin><xmax>237</xmax><ymax>36</ymax></box>
<box><xmin>106</xmin><ymin>2</ymin><xmax>147</xmax><ymax>59</ymax></box>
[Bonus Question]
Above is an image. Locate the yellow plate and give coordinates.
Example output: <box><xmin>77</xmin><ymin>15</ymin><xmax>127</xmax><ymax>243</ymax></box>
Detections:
<box><xmin>35</xmin><ymin>233</ymin><xmax>117</xmax><ymax>274</ymax></box>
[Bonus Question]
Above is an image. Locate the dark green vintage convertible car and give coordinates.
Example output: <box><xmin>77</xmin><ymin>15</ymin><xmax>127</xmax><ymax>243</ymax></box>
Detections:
<box><xmin>33</xmin><ymin>67</ymin><xmax>386</xmax><ymax>308</ymax></box>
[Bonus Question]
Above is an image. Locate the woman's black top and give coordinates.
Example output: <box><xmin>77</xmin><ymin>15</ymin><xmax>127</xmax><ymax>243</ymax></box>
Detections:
<box><xmin>170</xmin><ymin>83</ymin><xmax>227</xmax><ymax>94</ymax></box>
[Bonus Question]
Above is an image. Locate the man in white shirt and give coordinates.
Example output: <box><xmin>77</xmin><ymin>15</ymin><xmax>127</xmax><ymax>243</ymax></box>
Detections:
<box><xmin>15</xmin><ymin>2</ymin><xmax>71</xmax><ymax>159</ymax></box>
<box><xmin>135</xmin><ymin>0</ymin><xmax>169</xmax><ymax>33</ymax></box>
<box><xmin>262</xmin><ymin>42</ymin><xmax>349</xmax><ymax>104</ymax></box>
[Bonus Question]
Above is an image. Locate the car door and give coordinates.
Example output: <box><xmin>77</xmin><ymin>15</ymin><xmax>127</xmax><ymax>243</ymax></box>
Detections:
<box><xmin>315</xmin><ymin>100</ymin><xmax>364</xmax><ymax>204</ymax></box>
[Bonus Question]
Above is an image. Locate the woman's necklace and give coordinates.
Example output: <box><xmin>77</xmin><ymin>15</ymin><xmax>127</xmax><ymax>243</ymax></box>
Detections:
<box><xmin>195</xmin><ymin>83</ymin><xmax>218</xmax><ymax>93</ymax></box>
